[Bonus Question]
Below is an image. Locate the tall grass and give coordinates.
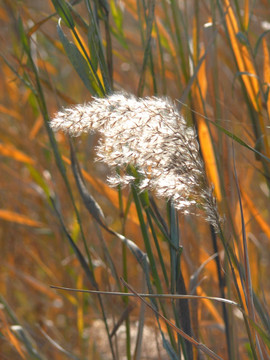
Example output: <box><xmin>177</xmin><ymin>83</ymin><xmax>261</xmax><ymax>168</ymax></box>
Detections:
<box><xmin>0</xmin><ymin>0</ymin><xmax>270</xmax><ymax>359</ymax></box>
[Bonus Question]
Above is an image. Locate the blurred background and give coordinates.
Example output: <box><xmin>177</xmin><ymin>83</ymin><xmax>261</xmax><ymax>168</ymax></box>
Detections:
<box><xmin>0</xmin><ymin>0</ymin><xmax>270</xmax><ymax>359</ymax></box>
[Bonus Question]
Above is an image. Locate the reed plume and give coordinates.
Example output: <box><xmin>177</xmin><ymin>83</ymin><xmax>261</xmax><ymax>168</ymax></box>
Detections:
<box><xmin>51</xmin><ymin>92</ymin><xmax>219</xmax><ymax>229</ymax></box>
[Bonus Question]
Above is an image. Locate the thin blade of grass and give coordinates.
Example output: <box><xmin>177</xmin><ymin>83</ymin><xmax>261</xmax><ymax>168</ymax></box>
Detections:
<box><xmin>110</xmin><ymin>0</ymin><xmax>129</xmax><ymax>50</ymax></box>
<box><xmin>38</xmin><ymin>326</ymin><xmax>80</xmax><ymax>360</ymax></box>
<box><xmin>168</xmin><ymin>203</ymin><xmax>187</xmax><ymax>358</ymax></box>
<box><xmin>50</xmin><ymin>197</ymin><xmax>98</xmax><ymax>288</ymax></box>
<box><xmin>115</xmin><ymin>173</ymin><xmax>132</xmax><ymax>360</ymax></box>
<box><xmin>232</xmin><ymin>145</ymin><xmax>254</xmax><ymax>317</ymax></box>
<box><xmin>109</xmin><ymin>304</ymin><xmax>135</xmax><ymax>338</ymax></box>
<box><xmin>69</xmin><ymin>139</ymin><xmax>108</xmax><ymax>231</ymax></box>
<box><xmin>137</xmin><ymin>0</ymin><xmax>156</xmax><ymax>96</ymax></box>
<box><xmin>243</xmin><ymin>0</ymin><xmax>249</xmax><ymax>31</ymax></box>
<box><xmin>62</xmin><ymin>155</ymin><xmax>140</xmax><ymax>225</ymax></box>
<box><xmin>57</xmin><ymin>21</ymin><xmax>101</xmax><ymax>95</ymax></box>
<box><xmin>85</xmin><ymin>0</ymin><xmax>111</xmax><ymax>93</ymax></box>
<box><xmin>189</xmin><ymin>253</ymin><xmax>218</xmax><ymax>293</ymax></box>
<box><xmin>169</xmin><ymin>0</ymin><xmax>189</xmax><ymax>82</ymax></box>
<box><xmin>87</xmin><ymin>25</ymin><xmax>98</xmax><ymax>72</ymax></box>
<box><xmin>154</xmin><ymin>19</ymin><xmax>167</xmax><ymax>94</ymax></box>
<box><xmin>232</xmin><ymin>143</ymin><xmax>261</xmax><ymax>359</ymax></box>
<box><xmin>27</xmin><ymin>13</ymin><xmax>55</xmax><ymax>37</ymax></box>
<box><xmin>177</xmin><ymin>101</ymin><xmax>270</xmax><ymax>163</ymax></box>
<box><xmin>196</xmin><ymin>286</ymin><xmax>224</xmax><ymax>324</ymax></box>
<box><xmin>193</xmin><ymin>43</ymin><xmax>222</xmax><ymax>201</ymax></box>
<box><xmin>179</xmin><ymin>47</ymin><xmax>214</xmax><ymax>106</ymax></box>
<box><xmin>49</xmin><ymin>285</ymin><xmax>240</xmax><ymax>306</ymax></box>
<box><xmin>1</xmin><ymin>55</ymin><xmax>37</xmax><ymax>96</ymax></box>
<box><xmin>51</xmin><ymin>0</ymin><xmax>75</xmax><ymax>29</ymax></box>
<box><xmin>149</xmin><ymin>196</ymin><xmax>170</xmax><ymax>238</ymax></box>
<box><xmin>254</xmin><ymin>30</ymin><xmax>270</xmax><ymax>58</ymax></box>
<box><xmin>223</xmin><ymin>0</ymin><xmax>259</xmax><ymax>111</ymax></box>
<box><xmin>69</xmin><ymin>140</ymin><xmax>148</xmax><ymax>267</ymax></box>
<box><xmin>145</xmin><ymin>207</ymin><xmax>169</xmax><ymax>287</ymax></box>
<box><xmin>133</xmin><ymin>276</ymin><xmax>146</xmax><ymax>360</ymax></box>
<box><xmin>176</xmin><ymin>270</ymin><xmax>193</xmax><ymax>360</ymax></box>
<box><xmin>130</xmin><ymin>184</ymin><xmax>162</xmax><ymax>293</ymax></box>
<box><xmin>70</xmin><ymin>25</ymin><xmax>90</xmax><ymax>60</ymax></box>
<box><xmin>76</xmin><ymin>273</ymin><xmax>84</xmax><ymax>337</ymax></box>
<box><xmin>246</xmin><ymin>320</ymin><xmax>270</xmax><ymax>350</ymax></box>
<box><xmin>102</xmin><ymin>5</ymin><xmax>113</xmax><ymax>89</ymax></box>
<box><xmin>27</xmin><ymin>165</ymin><xmax>53</xmax><ymax>201</ymax></box>
<box><xmin>253</xmin><ymin>293</ymin><xmax>270</xmax><ymax>338</ymax></box>
<box><xmin>241</xmin><ymin>189</ymin><xmax>270</xmax><ymax>239</ymax></box>
<box><xmin>95</xmin><ymin>225</ymin><xmax>121</xmax><ymax>289</ymax></box>
<box><xmin>168</xmin><ymin>202</ymin><xmax>179</xmax><ymax>293</ymax></box>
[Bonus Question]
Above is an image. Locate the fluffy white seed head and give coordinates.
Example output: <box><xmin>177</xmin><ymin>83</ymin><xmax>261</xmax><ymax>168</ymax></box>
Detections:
<box><xmin>51</xmin><ymin>92</ymin><xmax>219</xmax><ymax>228</ymax></box>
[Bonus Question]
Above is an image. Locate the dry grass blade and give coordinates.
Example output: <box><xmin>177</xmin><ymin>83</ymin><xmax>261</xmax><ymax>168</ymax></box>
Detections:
<box><xmin>232</xmin><ymin>145</ymin><xmax>254</xmax><ymax>317</ymax></box>
<box><xmin>232</xmin><ymin>144</ymin><xmax>262</xmax><ymax>359</ymax></box>
<box><xmin>192</xmin><ymin>41</ymin><xmax>222</xmax><ymax>202</ymax></box>
<box><xmin>49</xmin><ymin>285</ymin><xmax>240</xmax><ymax>306</ymax></box>
<box><xmin>109</xmin><ymin>304</ymin><xmax>135</xmax><ymax>338</ymax></box>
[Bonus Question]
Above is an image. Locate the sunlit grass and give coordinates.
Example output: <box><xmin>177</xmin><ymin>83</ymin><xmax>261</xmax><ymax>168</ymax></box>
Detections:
<box><xmin>0</xmin><ymin>0</ymin><xmax>270</xmax><ymax>359</ymax></box>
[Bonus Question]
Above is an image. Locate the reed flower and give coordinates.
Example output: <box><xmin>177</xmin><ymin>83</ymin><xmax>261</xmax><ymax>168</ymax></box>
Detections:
<box><xmin>51</xmin><ymin>92</ymin><xmax>219</xmax><ymax>228</ymax></box>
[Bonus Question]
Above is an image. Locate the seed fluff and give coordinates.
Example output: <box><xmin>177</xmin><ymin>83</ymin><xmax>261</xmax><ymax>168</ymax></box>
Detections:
<box><xmin>50</xmin><ymin>92</ymin><xmax>219</xmax><ymax>229</ymax></box>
